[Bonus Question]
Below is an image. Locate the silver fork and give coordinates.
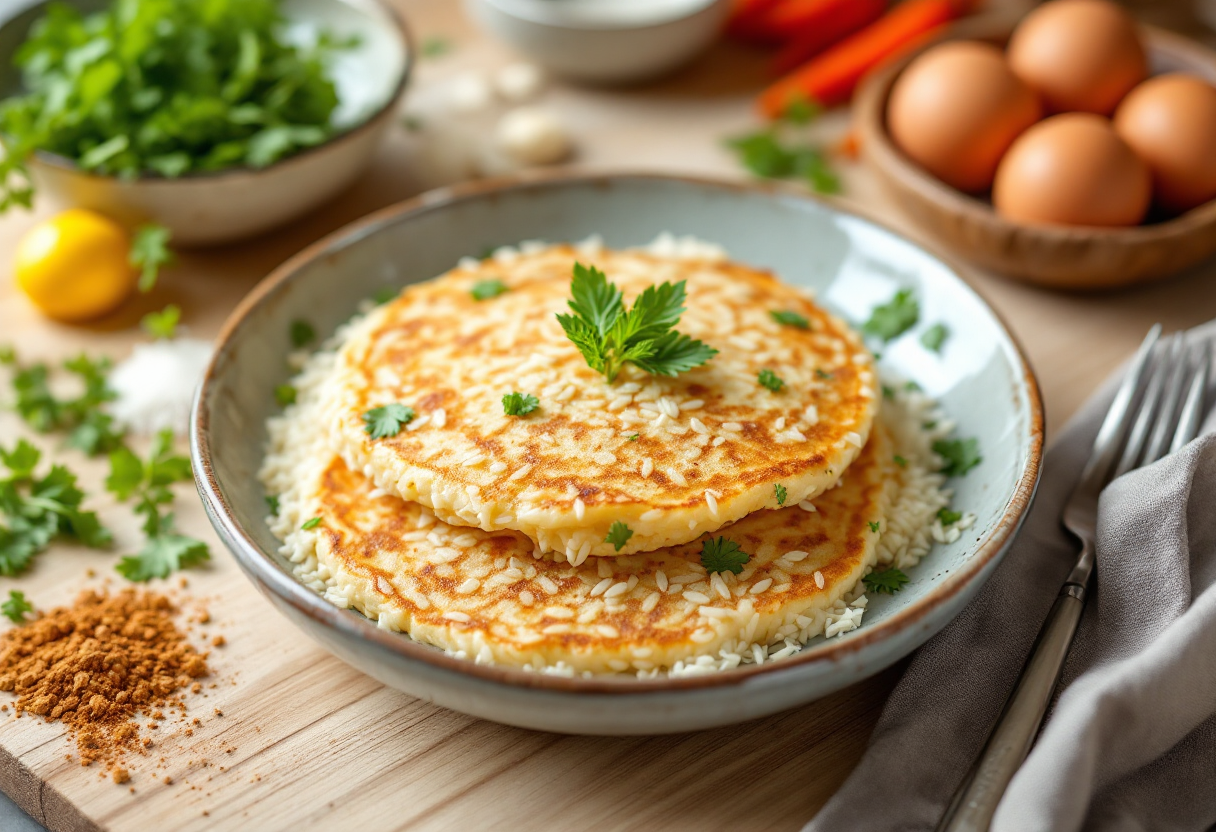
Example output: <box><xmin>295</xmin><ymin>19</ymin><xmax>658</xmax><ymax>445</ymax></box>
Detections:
<box><xmin>937</xmin><ymin>325</ymin><xmax>1213</xmax><ymax>832</ymax></box>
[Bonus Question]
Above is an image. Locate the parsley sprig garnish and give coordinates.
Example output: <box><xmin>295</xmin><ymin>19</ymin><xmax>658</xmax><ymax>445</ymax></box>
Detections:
<box><xmin>933</xmin><ymin>438</ymin><xmax>982</xmax><ymax>477</ymax></box>
<box><xmin>921</xmin><ymin>323</ymin><xmax>949</xmax><ymax>353</ymax></box>
<box><xmin>769</xmin><ymin>309</ymin><xmax>810</xmax><ymax>329</ymax></box>
<box><xmin>605</xmin><ymin>521</ymin><xmax>633</xmax><ymax>552</ymax></box>
<box><xmin>700</xmin><ymin>536</ymin><xmax>750</xmax><ymax>575</ymax></box>
<box><xmin>130</xmin><ymin>224</ymin><xmax>174</xmax><ymax>292</ymax></box>
<box><xmin>471</xmin><ymin>279</ymin><xmax>508</xmax><ymax>301</ymax></box>
<box><xmin>556</xmin><ymin>263</ymin><xmax>717</xmax><ymax>383</ymax></box>
<box><xmin>502</xmin><ymin>392</ymin><xmax>539</xmax><ymax>417</ymax></box>
<box><xmin>1</xmin><ymin>590</ymin><xmax>33</xmax><ymax>624</ymax></box>
<box><xmin>863</xmin><ymin>567</ymin><xmax>909</xmax><ymax>595</ymax></box>
<box><xmin>758</xmin><ymin>369</ymin><xmax>785</xmax><ymax>392</ymax></box>
<box><xmin>774</xmin><ymin>483</ymin><xmax>787</xmax><ymax>506</ymax></box>
<box><xmin>0</xmin><ymin>440</ymin><xmax>111</xmax><ymax>575</ymax></box>
<box><xmin>363</xmin><ymin>404</ymin><xmax>416</xmax><ymax>439</ymax></box>
<box><xmin>862</xmin><ymin>289</ymin><xmax>919</xmax><ymax>342</ymax></box>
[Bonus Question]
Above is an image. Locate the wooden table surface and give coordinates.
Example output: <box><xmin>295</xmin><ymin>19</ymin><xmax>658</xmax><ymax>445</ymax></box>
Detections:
<box><xmin>2</xmin><ymin>2</ymin><xmax>1215</xmax><ymax>830</ymax></box>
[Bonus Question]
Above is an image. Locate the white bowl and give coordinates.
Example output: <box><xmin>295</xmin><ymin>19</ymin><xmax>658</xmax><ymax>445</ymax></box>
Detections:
<box><xmin>0</xmin><ymin>0</ymin><xmax>412</xmax><ymax>247</ymax></box>
<box><xmin>463</xmin><ymin>0</ymin><xmax>730</xmax><ymax>85</ymax></box>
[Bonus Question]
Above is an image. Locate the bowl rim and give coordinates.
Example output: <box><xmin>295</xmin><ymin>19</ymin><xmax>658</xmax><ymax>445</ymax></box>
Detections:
<box><xmin>855</xmin><ymin>15</ymin><xmax>1216</xmax><ymax>242</ymax></box>
<box><xmin>7</xmin><ymin>0</ymin><xmax>414</xmax><ymax>184</ymax></box>
<box><xmin>192</xmin><ymin>169</ymin><xmax>1045</xmax><ymax>696</ymax></box>
<box><xmin>472</xmin><ymin>0</ymin><xmax>727</xmax><ymax>33</ymax></box>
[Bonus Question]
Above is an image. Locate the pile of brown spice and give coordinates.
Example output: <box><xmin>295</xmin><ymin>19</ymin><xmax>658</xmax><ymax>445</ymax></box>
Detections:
<box><xmin>0</xmin><ymin>588</ymin><xmax>209</xmax><ymax>782</ymax></box>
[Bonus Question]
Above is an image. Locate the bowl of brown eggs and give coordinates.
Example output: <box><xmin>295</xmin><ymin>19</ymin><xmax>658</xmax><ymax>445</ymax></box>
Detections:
<box><xmin>855</xmin><ymin>0</ymin><xmax>1216</xmax><ymax>290</ymax></box>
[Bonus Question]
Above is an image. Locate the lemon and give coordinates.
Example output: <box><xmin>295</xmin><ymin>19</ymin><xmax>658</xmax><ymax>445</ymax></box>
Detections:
<box><xmin>15</xmin><ymin>209</ymin><xmax>138</xmax><ymax>322</ymax></box>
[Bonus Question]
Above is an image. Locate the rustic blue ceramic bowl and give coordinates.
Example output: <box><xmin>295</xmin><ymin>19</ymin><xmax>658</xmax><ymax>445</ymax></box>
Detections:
<box><xmin>192</xmin><ymin>172</ymin><xmax>1043</xmax><ymax>735</ymax></box>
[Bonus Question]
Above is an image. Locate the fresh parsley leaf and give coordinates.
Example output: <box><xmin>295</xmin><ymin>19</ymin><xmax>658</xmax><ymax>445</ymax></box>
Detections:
<box><xmin>725</xmin><ymin>130</ymin><xmax>839</xmax><ymax>194</ymax></box>
<box><xmin>265</xmin><ymin>495</ymin><xmax>280</xmax><ymax>514</ymax></box>
<box><xmin>105</xmin><ymin>447</ymin><xmax>146</xmax><ymax>501</ymax></box>
<box><xmin>1</xmin><ymin>590</ymin><xmax>33</xmax><ymax>623</ymax></box>
<box><xmin>758</xmin><ymin>369</ymin><xmax>785</xmax><ymax>392</ymax></box>
<box><xmin>893</xmin><ymin>454</ymin><xmax>908</xmax><ymax>468</ymax></box>
<box><xmin>627</xmin><ymin>434</ymin><xmax>640</xmax><ymax>441</ymax></box>
<box><xmin>780</xmin><ymin>95</ymin><xmax>820</xmax><ymax>125</ymax></box>
<box><xmin>933</xmin><ymin>438</ymin><xmax>982</xmax><ymax>477</ymax></box>
<box><xmin>421</xmin><ymin>36</ymin><xmax>453</xmax><ymax>58</ymax></box>
<box><xmin>937</xmin><ymin>508</ymin><xmax>962</xmax><ymax>525</ymax></box>
<box><xmin>105</xmin><ymin>429</ymin><xmax>193</xmax><ymax>537</ymax></box>
<box><xmin>863</xmin><ymin>289</ymin><xmax>919</xmax><ymax>342</ymax></box>
<box><xmin>769</xmin><ymin>309</ymin><xmax>810</xmax><ymax>329</ymax></box>
<box><xmin>116</xmin><ymin>512</ymin><xmax>209</xmax><ymax>582</ymax></box>
<box><xmin>141</xmin><ymin>304</ymin><xmax>181</xmax><ymax>340</ymax></box>
<box><xmin>815</xmin><ymin>369</ymin><xmax>833</xmax><ymax>380</ymax></box>
<box><xmin>9</xmin><ymin>355</ymin><xmax>124</xmax><ymax>456</ymax></box>
<box><xmin>130</xmin><ymin>224</ymin><xmax>174</xmax><ymax>292</ymax></box>
<box><xmin>605</xmin><ymin>521</ymin><xmax>633</xmax><ymax>552</ymax></box>
<box><xmin>275</xmin><ymin>385</ymin><xmax>297</xmax><ymax>407</ymax></box>
<box><xmin>556</xmin><ymin>263</ymin><xmax>717</xmax><ymax>383</ymax></box>
<box><xmin>373</xmin><ymin>286</ymin><xmax>398</xmax><ymax>305</ymax></box>
<box><xmin>362</xmin><ymin>404</ymin><xmax>416</xmax><ymax>439</ymax></box>
<box><xmin>471</xmin><ymin>279</ymin><xmax>508</xmax><ymax>301</ymax></box>
<box><xmin>700</xmin><ymin>537</ymin><xmax>750</xmax><ymax>575</ymax></box>
<box><xmin>921</xmin><ymin>323</ymin><xmax>949</xmax><ymax>353</ymax></box>
<box><xmin>502</xmin><ymin>392</ymin><xmax>539</xmax><ymax>417</ymax></box>
<box><xmin>868</xmin><ymin>521</ymin><xmax>880</xmax><ymax>533</ymax></box>
<box><xmin>301</xmin><ymin>516</ymin><xmax>322</xmax><ymax>530</ymax></box>
<box><xmin>863</xmin><ymin>567</ymin><xmax>909</xmax><ymax>595</ymax></box>
<box><xmin>774</xmin><ymin>483</ymin><xmax>787</xmax><ymax>506</ymax></box>
<box><xmin>796</xmin><ymin>148</ymin><xmax>840</xmax><ymax>195</ymax></box>
<box><xmin>290</xmin><ymin>319</ymin><xmax>316</xmax><ymax>349</ymax></box>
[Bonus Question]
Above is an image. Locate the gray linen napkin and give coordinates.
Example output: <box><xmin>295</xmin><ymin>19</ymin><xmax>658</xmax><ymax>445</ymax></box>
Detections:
<box><xmin>807</xmin><ymin>337</ymin><xmax>1216</xmax><ymax>832</ymax></box>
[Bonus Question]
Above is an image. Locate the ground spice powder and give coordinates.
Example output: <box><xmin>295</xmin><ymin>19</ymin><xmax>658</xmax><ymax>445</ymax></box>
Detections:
<box><xmin>0</xmin><ymin>589</ymin><xmax>209</xmax><ymax>780</ymax></box>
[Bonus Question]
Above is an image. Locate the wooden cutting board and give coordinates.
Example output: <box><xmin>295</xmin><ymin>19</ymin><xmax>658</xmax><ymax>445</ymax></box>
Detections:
<box><xmin>2</xmin><ymin>1</ymin><xmax>1216</xmax><ymax>829</ymax></box>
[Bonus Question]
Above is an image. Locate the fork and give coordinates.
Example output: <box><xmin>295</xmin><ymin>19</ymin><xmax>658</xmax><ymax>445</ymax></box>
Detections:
<box><xmin>937</xmin><ymin>325</ymin><xmax>1213</xmax><ymax>832</ymax></box>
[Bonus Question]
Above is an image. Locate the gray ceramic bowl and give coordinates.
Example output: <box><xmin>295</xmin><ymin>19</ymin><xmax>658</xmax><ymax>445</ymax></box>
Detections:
<box><xmin>0</xmin><ymin>0</ymin><xmax>411</xmax><ymax>246</ymax></box>
<box><xmin>192</xmin><ymin>171</ymin><xmax>1043</xmax><ymax>735</ymax></box>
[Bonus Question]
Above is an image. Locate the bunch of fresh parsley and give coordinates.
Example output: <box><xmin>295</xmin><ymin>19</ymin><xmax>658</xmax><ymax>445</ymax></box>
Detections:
<box><xmin>0</xmin><ymin>0</ymin><xmax>353</xmax><ymax>210</ymax></box>
<box><xmin>4</xmin><ymin>349</ymin><xmax>125</xmax><ymax>456</ymax></box>
<box><xmin>557</xmin><ymin>263</ymin><xmax>717</xmax><ymax>384</ymax></box>
<box><xmin>0</xmin><ymin>439</ymin><xmax>111</xmax><ymax>575</ymax></box>
<box><xmin>106</xmin><ymin>429</ymin><xmax>209</xmax><ymax>581</ymax></box>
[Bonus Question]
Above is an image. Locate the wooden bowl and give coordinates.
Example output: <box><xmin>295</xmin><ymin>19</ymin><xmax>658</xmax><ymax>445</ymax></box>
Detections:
<box><xmin>854</xmin><ymin>16</ymin><xmax>1216</xmax><ymax>290</ymax></box>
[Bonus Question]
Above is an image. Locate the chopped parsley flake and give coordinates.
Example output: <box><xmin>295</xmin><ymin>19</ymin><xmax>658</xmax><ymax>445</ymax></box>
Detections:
<box><xmin>373</xmin><ymin>286</ymin><xmax>398</xmax><ymax>305</ymax></box>
<box><xmin>471</xmin><ymin>279</ymin><xmax>508</xmax><ymax>301</ymax></box>
<box><xmin>502</xmin><ymin>392</ymin><xmax>539</xmax><ymax>417</ymax></box>
<box><xmin>758</xmin><ymin>369</ymin><xmax>785</xmax><ymax>392</ymax></box>
<box><xmin>130</xmin><ymin>225</ymin><xmax>174</xmax><ymax>292</ymax></box>
<box><xmin>274</xmin><ymin>385</ymin><xmax>297</xmax><ymax>407</ymax></box>
<box><xmin>815</xmin><ymin>368</ymin><xmax>833</xmax><ymax>380</ymax></box>
<box><xmin>882</xmin><ymin>384</ymin><xmax>895</xmax><ymax>400</ymax></box>
<box><xmin>937</xmin><ymin>508</ymin><xmax>962</xmax><ymax>525</ymax></box>
<box><xmin>556</xmin><ymin>262</ymin><xmax>717</xmax><ymax>383</ymax></box>
<box><xmin>724</xmin><ymin>130</ymin><xmax>839</xmax><ymax>194</ymax></box>
<box><xmin>921</xmin><ymin>323</ymin><xmax>949</xmax><ymax>353</ymax></box>
<box><xmin>301</xmin><ymin>516</ymin><xmax>322</xmax><ymax>530</ymax></box>
<box><xmin>265</xmin><ymin>495</ymin><xmax>280</xmax><ymax>514</ymax></box>
<box><xmin>774</xmin><ymin>483</ymin><xmax>787</xmax><ymax>506</ymax></box>
<box><xmin>1</xmin><ymin>590</ymin><xmax>33</xmax><ymax>623</ymax></box>
<box><xmin>605</xmin><ymin>521</ymin><xmax>633</xmax><ymax>552</ymax></box>
<box><xmin>863</xmin><ymin>567</ymin><xmax>909</xmax><ymax>595</ymax></box>
<box><xmin>627</xmin><ymin>434</ymin><xmax>640</xmax><ymax>441</ymax></box>
<box><xmin>362</xmin><ymin>404</ymin><xmax>416</xmax><ymax>439</ymax></box>
<box><xmin>862</xmin><ymin>289</ymin><xmax>919</xmax><ymax>342</ymax></box>
<box><xmin>141</xmin><ymin>304</ymin><xmax>181</xmax><ymax>340</ymax></box>
<box><xmin>290</xmin><ymin>320</ymin><xmax>316</xmax><ymax>349</ymax></box>
<box><xmin>700</xmin><ymin>537</ymin><xmax>750</xmax><ymax>575</ymax></box>
<box><xmin>769</xmin><ymin>309</ymin><xmax>810</xmax><ymax>329</ymax></box>
<box><xmin>905</xmin><ymin>381</ymin><xmax>922</xmax><ymax>392</ymax></box>
<box><xmin>893</xmin><ymin>455</ymin><xmax>908</xmax><ymax>468</ymax></box>
<box><xmin>933</xmin><ymin>438</ymin><xmax>982</xmax><ymax>477</ymax></box>
<box><xmin>868</xmin><ymin>521</ymin><xmax>880</xmax><ymax>533</ymax></box>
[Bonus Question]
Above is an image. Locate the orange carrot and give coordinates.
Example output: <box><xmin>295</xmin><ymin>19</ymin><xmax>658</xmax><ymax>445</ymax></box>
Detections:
<box><xmin>758</xmin><ymin>0</ymin><xmax>960</xmax><ymax>116</ymax></box>
<box><xmin>769</xmin><ymin>0</ymin><xmax>887</xmax><ymax>76</ymax></box>
<box><xmin>727</xmin><ymin>0</ymin><xmax>790</xmax><ymax>40</ymax></box>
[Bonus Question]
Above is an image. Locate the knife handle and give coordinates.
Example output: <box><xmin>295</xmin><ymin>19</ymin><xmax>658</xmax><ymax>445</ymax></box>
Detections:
<box><xmin>936</xmin><ymin>584</ymin><xmax>1087</xmax><ymax>832</ymax></box>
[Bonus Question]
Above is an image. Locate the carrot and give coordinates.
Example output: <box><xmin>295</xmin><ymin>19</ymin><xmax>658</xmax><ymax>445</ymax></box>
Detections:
<box><xmin>727</xmin><ymin>0</ymin><xmax>789</xmax><ymax>40</ymax></box>
<box><xmin>769</xmin><ymin>0</ymin><xmax>887</xmax><ymax>76</ymax></box>
<box><xmin>758</xmin><ymin>0</ymin><xmax>960</xmax><ymax>116</ymax></box>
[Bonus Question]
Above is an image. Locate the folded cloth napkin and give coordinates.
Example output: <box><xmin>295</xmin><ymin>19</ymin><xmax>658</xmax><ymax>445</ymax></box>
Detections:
<box><xmin>807</xmin><ymin>331</ymin><xmax>1216</xmax><ymax>832</ymax></box>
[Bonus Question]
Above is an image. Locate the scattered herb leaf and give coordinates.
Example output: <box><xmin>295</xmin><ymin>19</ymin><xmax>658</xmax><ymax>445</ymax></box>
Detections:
<box><xmin>933</xmin><ymin>438</ymin><xmax>982</xmax><ymax>477</ymax></box>
<box><xmin>815</xmin><ymin>368</ymin><xmax>833</xmax><ymax>380</ymax></box>
<box><xmin>627</xmin><ymin>434</ymin><xmax>640</xmax><ymax>442</ymax></box>
<box><xmin>893</xmin><ymin>454</ymin><xmax>907</xmax><ymax>468</ymax></box>
<box><xmin>605</xmin><ymin>521</ymin><xmax>633</xmax><ymax>552</ymax></box>
<box><xmin>556</xmin><ymin>263</ymin><xmax>717</xmax><ymax>383</ymax></box>
<box><xmin>8</xmin><ymin>354</ymin><xmax>124</xmax><ymax>456</ymax></box>
<box><xmin>130</xmin><ymin>224</ymin><xmax>174</xmax><ymax>292</ymax></box>
<box><xmin>862</xmin><ymin>289</ymin><xmax>919</xmax><ymax>342</ymax></box>
<box><xmin>1</xmin><ymin>590</ymin><xmax>33</xmax><ymax>623</ymax></box>
<box><xmin>502</xmin><ymin>392</ymin><xmax>539</xmax><ymax>417</ymax></box>
<box><xmin>863</xmin><ymin>567</ymin><xmax>909</xmax><ymax>595</ymax></box>
<box><xmin>116</xmin><ymin>512</ymin><xmax>209</xmax><ymax>582</ymax></box>
<box><xmin>725</xmin><ymin>130</ymin><xmax>839</xmax><ymax>195</ymax></box>
<box><xmin>757</xmin><ymin>369</ymin><xmax>785</xmax><ymax>392</ymax></box>
<box><xmin>301</xmin><ymin>516</ymin><xmax>322</xmax><ymax>530</ymax></box>
<box><xmin>290</xmin><ymin>319</ymin><xmax>316</xmax><ymax>349</ymax></box>
<box><xmin>905</xmin><ymin>380</ymin><xmax>922</xmax><ymax>392</ymax></box>
<box><xmin>937</xmin><ymin>508</ymin><xmax>962</xmax><ymax>525</ymax></box>
<box><xmin>265</xmin><ymin>495</ymin><xmax>280</xmax><ymax>514</ymax></box>
<box><xmin>141</xmin><ymin>304</ymin><xmax>181</xmax><ymax>340</ymax></box>
<box><xmin>373</xmin><ymin>286</ymin><xmax>398</xmax><ymax>305</ymax></box>
<box><xmin>420</xmin><ymin>36</ymin><xmax>453</xmax><ymax>58</ymax></box>
<box><xmin>868</xmin><ymin>521</ymin><xmax>880</xmax><ymax>533</ymax></box>
<box><xmin>769</xmin><ymin>309</ymin><xmax>810</xmax><ymax>329</ymax></box>
<box><xmin>774</xmin><ymin>483</ymin><xmax>787</xmax><ymax>506</ymax></box>
<box><xmin>921</xmin><ymin>323</ymin><xmax>949</xmax><ymax>353</ymax></box>
<box><xmin>362</xmin><ymin>404</ymin><xmax>416</xmax><ymax>439</ymax></box>
<box><xmin>104</xmin><ymin>429</ymin><xmax>193</xmax><ymax>537</ymax></box>
<box><xmin>700</xmin><ymin>536</ymin><xmax>750</xmax><ymax>575</ymax></box>
<box><xmin>882</xmin><ymin>384</ymin><xmax>895</xmax><ymax>400</ymax></box>
<box><xmin>471</xmin><ymin>279</ymin><xmax>508</xmax><ymax>301</ymax></box>
<box><xmin>274</xmin><ymin>385</ymin><xmax>297</xmax><ymax>407</ymax></box>
<box><xmin>780</xmin><ymin>95</ymin><xmax>820</xmax><ymax>125</ymax></box>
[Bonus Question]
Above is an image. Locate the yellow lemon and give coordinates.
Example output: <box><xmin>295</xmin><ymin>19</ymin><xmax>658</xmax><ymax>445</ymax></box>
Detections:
<box><xmin>15</xmin><ymin>209</ymin><xmax>138</xmax><ymax>322</ymax></box>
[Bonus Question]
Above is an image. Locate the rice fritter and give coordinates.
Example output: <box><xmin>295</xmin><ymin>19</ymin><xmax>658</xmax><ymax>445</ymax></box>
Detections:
<box><xmin>320</xmin><ymin>243</ymin><xmax>879</xmax><ymax>561</ymax></box>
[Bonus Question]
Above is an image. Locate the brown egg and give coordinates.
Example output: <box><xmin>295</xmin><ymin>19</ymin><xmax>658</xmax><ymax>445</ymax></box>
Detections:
<box><xmin>1007</xmin><ymin>0</ymin><xmax>1147</xmax><ymax>115</ymax></box>
<box><xmin>887</xmin><ymin>41</ymin><xmax>1042</xmax><ymax>193</ymax></box>
<box><xmin>1114</xmin><ymin>73</ymin><xmax>1216</xmax><ymax>214</ymax></box>
<box><xmin>993</xmin><ymin>113</ymin><xmax>1151</xmax><ymax>227</ymax></box>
